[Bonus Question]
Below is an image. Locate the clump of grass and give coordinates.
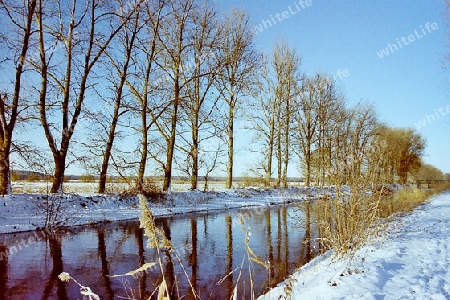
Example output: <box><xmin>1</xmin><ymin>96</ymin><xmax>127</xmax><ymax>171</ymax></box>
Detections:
<box><xmin>118</xmin><ymin>180</ymin><xmax>165</xmax><ymax>203</ymax></box>
<box><xmin>305</xmin><ymin>152</ymin><xmax>388</xmax><ymax>258</ymax></box>
<box><xmin>310</xmin><ymin>188</ymin><xmax>382</xmax><ymax>257</ymax></box>
<box><xmin>310</xmin><ymin>184</ymin><xmax>443</xmax><ymax>258</ymax></box>
<box><xmin>137</xmin><ymin>193</ymin><xmax>200</xmax><ymax>299</ymax></box>
<box><xmin>429</xmin><ymin>181</ymin><xmax>450</xmax><ymax>194</ymax></box>
<box><xmin>392</xmin><ymin>188</ymin><xmax>432</xmax><ymax>214</ymax></box>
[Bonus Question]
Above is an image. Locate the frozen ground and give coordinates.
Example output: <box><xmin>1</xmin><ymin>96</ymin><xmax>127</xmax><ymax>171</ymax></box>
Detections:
<box><xmin>259</xmin><ymin>191</ymin><xmax>450</xmax><ymax>300</ymax></box>
<box><xmin>0</xmin><ymin>181</ymin><xmax>325</xmax><ymax>234</ymax></box>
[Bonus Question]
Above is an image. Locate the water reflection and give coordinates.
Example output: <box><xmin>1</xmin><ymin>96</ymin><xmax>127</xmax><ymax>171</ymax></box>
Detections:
<box><xmin>0</xmin><ymin>244</ymin><xmax>8</xmax><ymax>300</ymax></box>
<box><xmin>302</xmin><ymin>200</ymin><xmax>312</xmax><ymax>263</ymax></box>
<box><xmin>42</xmin><ymin>236</ymin><xmax>68</xmax><ymax>300</ymax></box>
<box><xmin>225</xmin><ymin>215</ymin><xmax>233</xmax><ymax>295</ymax></box>
<box><xmin>97</xmin><ymin>229</ymin><xmax>114</xmax><ymax>299</ymax></box>
<box><xmin>0</xmin><ymin>203</ymin><xmax>317</xmax><ymax>299</ymax></box>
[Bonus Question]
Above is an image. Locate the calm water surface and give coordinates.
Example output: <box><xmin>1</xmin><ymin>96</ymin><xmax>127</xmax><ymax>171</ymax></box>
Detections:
<box><xmin>0</xmin><ymin>203</ymin><xmax>316</xmax><ymax>299</ymax></box>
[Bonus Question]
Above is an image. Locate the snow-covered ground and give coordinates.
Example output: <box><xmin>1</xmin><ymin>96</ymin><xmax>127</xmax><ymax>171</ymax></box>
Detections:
<box><xmin>0</xmin><ymin>182</ymin><xmax>325</xmax><ymax>234</ymax></box>
<box><xmin>259</xmin><ymin>191</ymin><xmax>450</xmax><ymax>299</ymax></box>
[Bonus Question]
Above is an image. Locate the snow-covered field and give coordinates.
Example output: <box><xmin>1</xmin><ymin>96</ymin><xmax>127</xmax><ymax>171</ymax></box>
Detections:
<box><xmin>259</xmin><ymin>191</ymin><xmax>450</xmax><ymax>299</ymax></box>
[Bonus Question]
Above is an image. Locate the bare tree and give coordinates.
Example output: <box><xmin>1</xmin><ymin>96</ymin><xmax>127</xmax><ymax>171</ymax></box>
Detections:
<box><xmin>311</xmin><ymin>78</ymin><xmax>342</xmax><ymax>185</ymax></box>
<box><xmin>328</xmin><ymin>104</ymin><xmax>378</xmax><ymax>185</ymax></box>
<box><xmin>413</xmin><ymin>163</ymin><xmax>444</xmax><ymax>182</ymax></box>
<box><xmin>34</xmin><ymin>0</ymin><xmax>130</xmax><ymax>193</ymax></box>
<box><xmin>378</xmin><ymin>127</ymin><xmax>425</xmax><ymax>184</ymax></box>
<box><xmin>180</xmin><ymin>2</ymin><xmax>221</xmax><ymax>190</ymax></box>
<box><xmin>248</xmin><ymin>54</ymin><xmax>276</xmax><ymax>186</ymax></box>
<box><xmin>95</xmin><ymin>2</ymin><xmax>143</xmax><ymax>193</ymax></box>
<box><xmin>292</xmin><ymin>74</ymin><xmax>323</xmax><ymax>186</ymax></box>
<box><xmin>153</xmin><ymin>0</ymin><xmax>195</xmax><ymax>192</ymax></box>
<box><xmin>271</xmin><ymin>41</ymin><xmax>301</xmax><ymax>188</ymax></box>
<box><xmin>216</xmin><ymin>9</ymin><xmax>259</xmax><ymax>189</ymax></box>
<box><xmin>129</xmin><ymin>0</ymin><xmax>166</xmax><ymax>191</ymax></box>
<box><xmin>0</xmin><ymin>0</ymin><xmax>37</xmax><ymax>195</ymax></box>
<box><xmin>200</xmin><ymin>138</ymin><xmax>225</xmax><ymax>191</ymax></box>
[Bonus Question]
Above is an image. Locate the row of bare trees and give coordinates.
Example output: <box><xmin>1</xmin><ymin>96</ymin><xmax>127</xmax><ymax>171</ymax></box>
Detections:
<box><xmin>1</xmin><ymin>0</ymin><xmax>428</xmax><ymax>195</ymax></box>
<box><xmin>248</xmin><ymin>42</ymin><xmax>426</xmax><ymax>187</ymax></box>
<box><xmin>1</xmin><ymin>0</ymin><xmax>260</xmax><ymax>194</ymax></box>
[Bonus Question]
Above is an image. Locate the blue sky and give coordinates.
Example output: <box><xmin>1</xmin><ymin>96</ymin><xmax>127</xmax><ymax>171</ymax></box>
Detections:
<box><xmin>219</xmin><ymin>0</ymin><xmax>450</xmax><ymax>175</ymax></box>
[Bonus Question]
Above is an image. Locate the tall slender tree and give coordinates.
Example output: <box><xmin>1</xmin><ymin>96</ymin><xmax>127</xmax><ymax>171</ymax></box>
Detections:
<box><xmin>292</xmin><ymin>74</ymin><xmax>323</xmax><ymax>186</ymax></box>
<box><xmin>271</xmin><ymin>41</ymin><xmax>301</xmax><ymax>187</ymax></box>
<box><xmin>131</xmin><ymin>0</ymin><xmax>166</xmax><ymax>191</ymax></box>
<box><xmin>153</xmin><ymin>0</ymin><xmax>195</xmax><ymax>192</ymax></box>
<box><xmin>248</xmin><ymin>54</ymin><xmax>276</xmax><ymax>186</ymax></box>
<box><xmin>96</xmin><ymin>2</ymin><xmax>143</xmax><ymax>193</ymax></box>
<box><xmin>181</xmin><ymin>2</ymin><xmax>221</xmax><ymax>190</ymax></box>
<box><xmin>216</xmin><ymin>9</ymin><xmax>259</xmax><ymax>189</ymax></box>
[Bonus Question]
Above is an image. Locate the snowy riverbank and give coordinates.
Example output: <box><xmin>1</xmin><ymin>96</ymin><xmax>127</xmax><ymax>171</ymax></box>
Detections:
<box><xmin>0</xmin><ymin>185</ymin><xmax>329</xmax><ymax>234</ymax></box>
<box><xmin>259</xmin><ymin>191</ymin><xmax>450</xmax><ymax>299</ymax></box>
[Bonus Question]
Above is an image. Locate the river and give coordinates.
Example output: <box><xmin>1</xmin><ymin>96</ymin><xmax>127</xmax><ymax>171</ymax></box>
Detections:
<box><xmin>0</xmin><ymin>203</ymin><xmax>316</xmax><ymax>299</ymax></box>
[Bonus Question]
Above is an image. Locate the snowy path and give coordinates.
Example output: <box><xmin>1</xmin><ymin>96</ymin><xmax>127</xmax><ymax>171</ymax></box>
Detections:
<box><xmin>260</xmin><ymin>191</ymin><xmax>450</xmax><ymax>299</ymax></box>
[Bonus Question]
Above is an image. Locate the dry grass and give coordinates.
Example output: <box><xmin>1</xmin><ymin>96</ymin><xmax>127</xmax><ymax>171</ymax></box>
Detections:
<box><xmin>429</xmin><ymin>181</ymin><xmax>450</xmax><ymax>194</ymax></box>
<box><xmin>310</xmin><ymin>189</ymin><xmax>383</xmax><ymax>257</ymax></box>
<box><xmin>308</xmin><ymin>184</ymin><xmax>449</xmax><ymax>258</ymax></box>
<box><xmin>118</xmin><ymin>180</ymin><xmax>166</xmax><ymax>204</ymax></box>
<box><xmin>391</xmin><ymin>188</ymin><xmax>432</xmax><ymax>213</ymax></box>
<box><xmin>137</xmin><ymin>194</ymin><xmax>199</xmax><ymax>299</ymax></box>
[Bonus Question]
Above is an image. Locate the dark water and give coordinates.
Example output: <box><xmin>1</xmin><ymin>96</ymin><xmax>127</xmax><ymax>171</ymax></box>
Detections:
<box><xmin>0</xmin><ymin>203</ymin><xmax>316</xmax><ymax>300</ymax></box>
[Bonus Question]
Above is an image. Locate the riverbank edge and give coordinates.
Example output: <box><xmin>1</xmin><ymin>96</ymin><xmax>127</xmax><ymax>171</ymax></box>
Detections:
<box><xmin>1</xmin><ymin>186</ymin><xmax>339</xmax><ymax>234</ymax></box>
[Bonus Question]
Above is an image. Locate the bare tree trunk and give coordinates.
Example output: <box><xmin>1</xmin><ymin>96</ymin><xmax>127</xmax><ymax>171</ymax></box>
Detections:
<box><xmin>282</xmin><ymin>97</ymin><xmax>290</xmax><ymax>188</ymax></box>
<box><xmin>163</xmin><ymin>88</ymin><xmax>179</xmax><ymax>192</ymax></box>
<box><xmin>190</xmin><ymin>114</ymin><xmax>199</xmax><ymax>190</ymax></box>
<box><xmin>276</xmin><ymin>110</ymin><xmax>282</xmax><ymax>188</ymax></box>
<box><xmin>305</xmin><ymin>147</ymin><xmax>311</xmax><ymax>186</ymax></box>
<box><xmin>0</xmin><ymin>154</ymin><xmax>11</xmax><ymax>195</ymax></box>
<box><xmin>52</xmin><ymin>154</ymin><xmax>66</xmax><ymax>193</ymax></box>
<box><xmin>266</xmin><ymin>113</ymin><xmax>275</xmax><ymax>186</ymax></box>
<box><xmin>98</xmin><ymin>100</ymin><xmax>120</xmax><ymax>193</ymax></box>
<box><xmin>225</xmin><ymin>102</ymin><xmax>235</xmax><ymax>189</ymax></box>
<box><xmin>137</xmin><ymin>96</ymin><xmax>148</xmax><ymax>190</ymax></box>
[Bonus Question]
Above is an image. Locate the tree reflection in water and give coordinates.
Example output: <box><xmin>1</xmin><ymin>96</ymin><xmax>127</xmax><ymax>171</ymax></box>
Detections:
<box><xmin>42</xmin><ymin>235</ymin><xmax>68</xmax><ymax>300</ymax></box>
<box><xmin>0</xmin><ymin>204</ymin><xmax>318</xmax><ymax>299</ymax></box>
<box><xmin>0</xmin><ymin>244</ymin><xmax>8</xmax><ymax>300</ymax></box>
